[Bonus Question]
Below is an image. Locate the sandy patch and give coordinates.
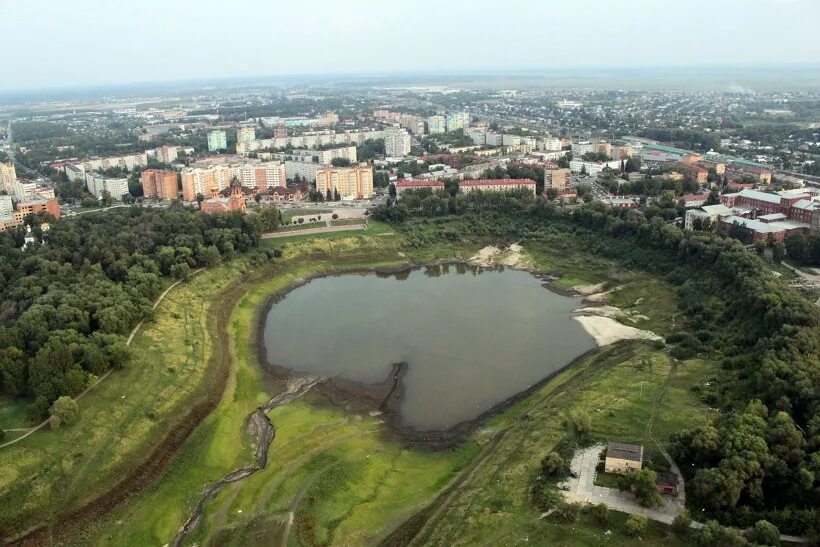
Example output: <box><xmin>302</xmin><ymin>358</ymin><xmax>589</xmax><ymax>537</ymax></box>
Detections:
<box><xmin>469</xmin><ymin>245</ymin><xmax>501</xmax><ymax>267</ymax></box>
<box><xmin>573</xmin><ymin>282</ymin><xmax>606</xmax><ymax>296</ymax></box>
<box><xmin>574</xmin><ymin>315</ymin><xmax>662</xmax><ymax>346</ymax></box>
<box><xmin>575</xmin><ymin>305</ymin><xmax>626</xmax><ymax>320</ymax></box>
<box><xmin>469</xmin><ymin>244</ymin><xmax>532</xmax><ymax>269</ymax></box>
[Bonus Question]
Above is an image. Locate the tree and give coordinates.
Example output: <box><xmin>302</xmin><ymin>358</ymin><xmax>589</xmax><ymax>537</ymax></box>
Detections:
<box><xmin>625</xmin><ymin>514</ymin><xmax>647</xmax><ymax>537</ymax></box>
<box><xmin>784</xmin><ymin>233</ymin><xmax>809</xmax><ymax>263</ymax></box>
<box><xmin>330</xmin><ymin>157</ymin><xmax>351</xmax><ymax>167</ymax></box>
<box><xmin>545</xmin><ymin>187</ymin><xmax>559</xmax><ymax>200</ymax></box>
<box><xmin>334</xmin><ymin>188</ymin><xmax>340</xmax><ymax>201</ymax></box>
<box><xmin>745</xmin><ymin>520</ymin><xmax>780</xmax><ymax>546</ymax></box>
<box><xmin>705</xmin><ymin>186</ymin><xmax>720</xmax><ymax>205</ymax></box>
<box><xmin>50</xmin><ymin>395</ymin><xmax>78</xmax><ymax>426</ymax></box>
<box><xmin>772</xmin><ymin>242</ymin><xmax>785</xmax><ymax>263</ymax></box>
<box><xmin>620</xmin><ymin>469</ymin><xmax>664</xmax><ymax>508</ymax></box>
<box><xmin>100</xmin><ymin>189</ymin><xmax>114</xmax><ymax>207</ymax></box>
<box><xmin>590</xmin><ymin>503</ymin><xmax>609</xmax><ymax>525</ymax></box>
<box><xmin>540</xmin><ymin>451</ymin><xmax>564</xmax><ymax>476</ymax></box>
<box><xmin>566</xmin><ymin>410</ymin><xmax>591</xmax><ymax>437</ymax></box>
<box><xmin>580</xmin><ymin>165</ymin><xmax>587</xmax><ymax>175</ymax></box>
<box><xmin>388</xmin><ymin>183</ymin><xmax>397</xmax><ymax>199</ymax></box>
<box><xmin>672</xmin><ymin>509</ymin><xmax>693</xmax><ymax>536</ymax></box>
<box><xmin>196</xmin><ymin>192</ymin><xmax>205</xmax><ymax>206</ymax></box>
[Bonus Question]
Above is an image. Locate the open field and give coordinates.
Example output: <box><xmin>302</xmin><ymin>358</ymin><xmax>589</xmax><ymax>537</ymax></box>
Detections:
<box><xmin>1</xmin><ymin>225</ymin><xmax>715</xmax><ymax>545</ymax></box>
<box><xmin>0</xmin><ymin>260</ymin><xmax>253</xmax><ymax>540</ymax></box>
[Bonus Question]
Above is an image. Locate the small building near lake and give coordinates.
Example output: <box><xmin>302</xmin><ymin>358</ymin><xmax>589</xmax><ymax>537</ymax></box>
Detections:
<box><xmin>604</xmin><ymin>441</ymin><xmax>643</xmax><ymax>474</ymax></box>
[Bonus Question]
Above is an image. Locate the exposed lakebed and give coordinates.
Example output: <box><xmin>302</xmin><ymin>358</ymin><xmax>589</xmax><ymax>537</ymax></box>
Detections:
<box><xmin>262</xmin><ymin>264</ymin><xmax>596</xmax><ymax>431</ymax></box>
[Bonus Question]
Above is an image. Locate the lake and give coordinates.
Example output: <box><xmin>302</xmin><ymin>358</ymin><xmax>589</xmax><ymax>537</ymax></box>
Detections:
<box><xmin>262</xmin><ymin>265</ymin><xmax>596</xmax><ymax>430</ymax></box>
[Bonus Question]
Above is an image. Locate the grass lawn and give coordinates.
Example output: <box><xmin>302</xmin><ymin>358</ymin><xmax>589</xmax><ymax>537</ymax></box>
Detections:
<box><xmin>261</xmin><ymin>220</ymin><xmax>394</xmax><ymax>246</ymax></box>
<box><xmin>329</xmin><ymin>218</ymin><xmax>365</xmax><ymax>227</ymax></box>
<box><xmin>0</xmin><ymin>397</ymin><xmax>34</xmax><ymax>430</ymax></box>
<box><xmin>594</xmin><ymin>471</ymin><xmax>622</xmax><ymax>488</ymax></box>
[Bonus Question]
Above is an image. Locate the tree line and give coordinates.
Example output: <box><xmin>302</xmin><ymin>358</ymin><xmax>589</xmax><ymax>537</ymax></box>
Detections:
<box><xmin>376</xmin><ymin>191</ymin><xmax>820</xmax><ymax>536</ymax></box>
<box><xmin>0</xmin><ymin>205</ymin><xmax>280</xmax><ymax>420</ymax></box>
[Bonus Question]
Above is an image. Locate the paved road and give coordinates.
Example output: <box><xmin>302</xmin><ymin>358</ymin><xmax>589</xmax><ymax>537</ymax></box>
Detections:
<box><xmin>261</xmin><ymin>223</ymin><xmax>367</xmax><ymax>239</ymax></box>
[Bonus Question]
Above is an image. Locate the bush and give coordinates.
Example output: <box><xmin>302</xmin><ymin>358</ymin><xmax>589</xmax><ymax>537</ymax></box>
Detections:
<box><xmin>566</xmin><ymin>410</ymin><xmax>591</xmax><ymax>437</ymax></box>
<box><xmin>625</xmin><ymin>514</ymin><xmax>647</xmax><ymax>536</ymax></box>
<box><xmin>531</xmin><ymin>480</ymin><xmax>561</xmax><ymax>511</ymax></box>
<box><xmin>553</xmin><ymin>502</ymin><xmax>581</xmax><ymax>523</ymax></box>
<box><xmin>540</xmin><ymin>451</ymin><xmax>564</xmax><ymax>476</ymax></box>
<box><xmin>672</xmin><ymin>509</ymin><xmax>693</xmax><ymax>536</ymax></box>
<box><xmin>589</xmin><ymin>502</ymin><xmax>610</xmax><ymax>525</ymax></box>
<box><xmin>745</xmin><ymin>520</ymin><xmax>780</xmax><ymax>546</ymax></box>
<box><xmin>332</xmin><ymin>213</ymin><xmax>339</xmax><ymax>220</ymax></box>
<box><xmin>50</xmin><ymin>396</ymin><xmax>79</xmax><ymax>425</ymax></box>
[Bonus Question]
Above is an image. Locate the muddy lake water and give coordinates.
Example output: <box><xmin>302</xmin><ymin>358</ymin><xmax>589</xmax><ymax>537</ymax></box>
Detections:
<box><xmin>263</xmin><ymin>265</ymin><xmax>596</xmax><ymax>430</ymax></box>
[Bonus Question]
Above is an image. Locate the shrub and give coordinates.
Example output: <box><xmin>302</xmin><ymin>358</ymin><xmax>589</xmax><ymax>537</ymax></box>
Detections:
<box><xmin>625</xmin><ymin>514</ymin><xmax>647</xmax><ymax>536</ymax></box>
<box><xmin>589</xmin><ymin>503</ymin><xmax>610</xmax><ymax>525</ymax></box>
<box><xmin>553</xmin><ymin>502</ymin><xmax>581</xmax><ymax>523</ymax></box>
<box><xmin>50</xmin><ymin>396</ymin><xmax>79</xmax><ymax>425</ymax></box>
<box><xmin>672</xmin><ymin>509</ymin><xmax>693</xmax><ymax>536</ymax></box>
<box><xmin>745</xmin><ymin>520</ymin><xmax>780</xmax><ymax>546</ymax></box>
<box><xmin>332</xmin><ymin>213</ymin><xmax>339</xmax><ymax>220</ymax></box>
<box><xmin>540</xmin><ymin>451</ymin><xmax>564</xmax><ymax>476</ymax></box>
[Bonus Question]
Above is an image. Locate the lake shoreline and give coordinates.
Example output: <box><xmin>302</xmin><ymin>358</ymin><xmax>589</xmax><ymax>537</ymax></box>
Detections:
<box><xmin>254</xmin><ymin>261</ymin><xmax>616</xmax><ymax>449</ymax></box>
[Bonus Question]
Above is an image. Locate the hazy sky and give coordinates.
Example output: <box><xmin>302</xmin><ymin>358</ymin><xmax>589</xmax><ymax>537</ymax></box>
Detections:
<box><xmin>1</xmin><ymin>0</ymin><xmax>819</xmax><ymax>90</ymax></box>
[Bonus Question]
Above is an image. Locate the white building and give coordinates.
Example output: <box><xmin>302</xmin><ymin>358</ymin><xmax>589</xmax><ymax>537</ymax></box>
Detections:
<box><xmin>208</xmin><ymin>130</ymin><xmax>227</xmax><ymax>152</ymax></box>
<box><xmin>427</xmin><ymin>115</ymin><xmax>446</xmax><ymax>134</ymax></box>
<box><xmin>446</xmin><ymin>112</ymin><xmax>470</xmax><ymax>132</ymax></box>
<box><xmin>85</xmin><ymin>173</ymin><xmax>130</xmax><ymax>200</ymax></box>
<box><xmin>485</xmin><ymin>132</ymin><xmax>503</xmax><ymax>146</ymax></box>
<box><xmin>569</xmin><ymin>159</ymin><xmax>622</xmax><ymax>177</ymax></box>
<box><xmin>0</xmin><ymin>195</ymin><xmax>13</xmax><ymax>217</ymax></box>
<box><xmin>541</xmin><ymin>137</ymin><xmax>562</xmax><ymax>151</ymax></box>
<box><xmin>284</xmin><ymin>160</ymin><xmax>321</xmax><ymax>182</ymax></box>
<box><xmin>384</xmin><ymin>128</ymin><xmax>411</xmax><ymax>157</ymax></box>
<box><xmin>571</xmin><ymin>141</ymin><xmax>596</xmax><ymax>156</ymax></box>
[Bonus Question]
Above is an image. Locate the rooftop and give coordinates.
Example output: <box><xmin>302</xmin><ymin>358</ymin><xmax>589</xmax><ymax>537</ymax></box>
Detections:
<box><xmin>607</xmin><ymin>441</ymin><xmax>643</xmax><ymax>462</ymax></box>
<box><xmin>734</xmin><ymin>189</ymin><xmax>782</xmax><ymax>205</ymax></box>
<box><xmin>460</xmin><ymin>178</ymin><xmax>536</xmax><ymax>186</ymax></box>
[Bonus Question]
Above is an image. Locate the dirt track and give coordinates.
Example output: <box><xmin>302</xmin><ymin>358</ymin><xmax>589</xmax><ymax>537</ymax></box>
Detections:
<box><xmin>5</xmin><ymin>270</ymin><xmax>270</xmax><ymax>546</ymax></box>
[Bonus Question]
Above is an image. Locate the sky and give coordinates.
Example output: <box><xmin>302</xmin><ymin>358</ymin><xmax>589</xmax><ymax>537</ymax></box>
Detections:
<box><xmin>1</xmin><ymin>0</ymin><xmax>819</xmax><ymax>91</ymax></box>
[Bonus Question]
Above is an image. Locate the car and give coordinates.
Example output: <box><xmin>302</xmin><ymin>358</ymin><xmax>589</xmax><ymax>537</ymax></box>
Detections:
<box><xmin>569</xmin><ymin>471</ymin><xmax>578</xmax><ymax>478</ymax></box>
<box><xmin>558</xmin><ymin>484</ymin><xmax>570</xmax><ymax>491</ymax></box>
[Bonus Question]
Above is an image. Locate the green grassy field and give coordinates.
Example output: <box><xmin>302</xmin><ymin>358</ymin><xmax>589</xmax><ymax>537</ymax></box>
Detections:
<box><xmin>261</xmin><ymin>220</ymin><xmax>394</xmax><ymax>245</ymax></box>
<box><xmin>0</xmin><ymin>261</ymin><xmax>253</xmax><ymax>539</ymax></box>
<box><xmin>0</xmin><ymin>225</ymin><xmax>715</xmax><ymax>545</ymax></box>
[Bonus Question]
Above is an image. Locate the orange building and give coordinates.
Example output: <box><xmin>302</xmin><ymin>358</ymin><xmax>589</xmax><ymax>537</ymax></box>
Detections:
<box><xmin>0</xmin><ymin>199</ymin><xmax>61</xmax><ymax>231</ymax></box>
<box><xmin>141</xmin><ymin>169</ymin><xmax>179</xmax><ymax>200</ymax></box>
<box><xmin>200</xmin><ymin>186</ymin><xmax>246</xmax><ymax>214</ymax></box>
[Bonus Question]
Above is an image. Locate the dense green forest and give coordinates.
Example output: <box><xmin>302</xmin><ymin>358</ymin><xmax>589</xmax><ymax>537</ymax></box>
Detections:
<box><xmin>374</xmin><ymin>190</ymin><xmax>820</xmax><ymax>536</ymax></box>
<box><xmin>0</xmin><ymin>206</ymin><xmax>280</xmax><ymax>419</ymax></box>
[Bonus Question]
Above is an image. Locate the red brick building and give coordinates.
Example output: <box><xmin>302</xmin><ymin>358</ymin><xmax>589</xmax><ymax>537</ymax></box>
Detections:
<box><xmin>140</xmin><ymin>169</ymin><xmax>179</xmax><ymax>200</ymax></box>
<box><xmin>200</xmin><ymin>186</ymin><xmax>246</xmax><ymax>214</ymax></box>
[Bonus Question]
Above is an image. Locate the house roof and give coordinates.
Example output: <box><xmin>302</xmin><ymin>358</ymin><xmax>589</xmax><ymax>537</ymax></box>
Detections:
<box><xmin>396</xmin><ymin>179</ymin><xmax>444</xmax><ymax>188</ymax></box>
<box><xmin>607</xmin><ymin>441</ymin><xmax>643</xmax><ymax>462</ymax></box>
<box><xmin>460</xmin><ymin>178</ymin><xmax>536</xmax><ymax>187</ymax></box>
<box><xmin>723</xmin><ymin>216</ymin><xmax>784</xmax><ymax>234</ymax></box>
<box><xmin>656</xmin><ymin>472</ymin><xmax>679</xmax><ymax>486</ymax></box>
<box><xmin>792</xmin><ymin>199</ymin><xmax>818</xmax><ymax>211</ymax></box>
<box><xmin>758</xmin><ymin>213</ymin><xmax>787</xmax><ymax>221</ymax></box>
<box><xmin>701</xmin><ymin>204</ymin><xmax>734</xmax><ymax>216</ymax></box>
<box><xmin>735</xmin><ymin>189</ymin><xmax>782</xmax><ymax>205</ymax></box>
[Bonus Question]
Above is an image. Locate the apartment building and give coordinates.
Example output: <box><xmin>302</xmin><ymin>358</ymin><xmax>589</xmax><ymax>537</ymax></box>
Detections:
<box><xmin>0</xmin><ymin>162</ymin><xmax>16</xmax><ymax>193</ymax></box>
<box><xmin>86</xmin><ymin>173</ymin><xmax>129</xmax><ymax>200</ymax></box>
<box><xmin>208</xmin><ymin>130</ymin><xmax>227</xmax><ymax>152</ymax></box>
<box><xmin>544</xmin><ymin>168</ymin><xmax>571</xmax><ymax>191</ymax></box>
<box><xmin>426</xmin><ymin>115</ymin><xmax>447</xmax><ymax>135</ymax></box>
<box><xmin>286</xmin><ymin>145</ymin><xmax>357</xmax><ymax>165</ymax></box>
<box><xmin>315</xmin><ymin>166</ymin><xmax>374</xmax><ymax>199</ymax></box>
<box><xmin>569</xmin><ymin>159</ymin><xmax>622</xmax><ymax>176</ymax></box>
<box><xmin>459</xmin><ymin>178</ymin><xmax>537</xmax><ymax>195</ymax></box>
<box><xmin>180</xmin><ymin>162</ymin><xmax>285</xmax><ymax>201</ymax></box>
<box><xmin>155</xmin><ymin>145</ymin><xmax>179</xmax><ymax>164</ymax></box>
<box><xmin>237</xmin><ymin>126</ymin><xmax>256</xmax><ymax>144</ymax></box>
<box><xmin>399</xmin><ymin>114</ymin><xmax>425</xmax><ymax>135</ymax></box>
<box><xmin>384</xmin><ymin>128</ymin><xmax>411</xmax><ymax>157</ymax></box>
<box><xmin>541</xmin><ymin>137</ymin><xmax>563</xmax><ymax>151</ymax></box>
<box><xmin>446</xmin><ymin>112</ymin><xmax>470</xmax><ymax>132</ymax></box>
<box><xmin>284</xmin><ymin>160</ymin><xmax>321</xmax><ymax>183</ymax></box>
<box><xmin>140</xmin><ymin>169</ymin><xmax>179</xmax><ymax>200</ymax></box>
<box><xmin>0</xmin><ymin>198</ymin><xmax>61</xmax><ymax>231</ymax></box>
<box><xmin>62</xmin><ymin>153</ymin><xmax>148</xmax><ymax>181</ymax></box>
<box><xmin>0</xmin><ymin>195</ymin><xmax>13</xmax><ymax>217</ymax></box>
<box><xmin>395</xmin><ymin>179</ymin><xmax>445</xmax><ymax>196</ymax></box>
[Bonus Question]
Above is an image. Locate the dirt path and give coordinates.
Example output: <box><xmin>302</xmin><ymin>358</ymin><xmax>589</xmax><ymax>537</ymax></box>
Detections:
<box><xmin>0</xmin><ymin>269</ymin><xmax>204</xmax><ymax>451</ymax></box>
<box><xmin>4</xmin><ymin>269</ymin><xmax>252</xmax><ymax>546</ymax></box>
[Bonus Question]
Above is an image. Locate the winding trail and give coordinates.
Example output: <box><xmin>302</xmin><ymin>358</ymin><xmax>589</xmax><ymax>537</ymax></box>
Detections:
<box><xmin>171</xmin><ymin>375</ymin><xmax>326</xmax><ymax>546</ymax></box>
<box><xmin>0</xmin><ymin>269</ymin><xmax>205</xmax><ymax>450</ymax></box>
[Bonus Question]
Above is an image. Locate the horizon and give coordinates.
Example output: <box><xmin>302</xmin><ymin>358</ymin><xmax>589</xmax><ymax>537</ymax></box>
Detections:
<box><xmin>2</xmin><ymin>0</ymin><xmax>819</xmax><ymax>93</ymax></box>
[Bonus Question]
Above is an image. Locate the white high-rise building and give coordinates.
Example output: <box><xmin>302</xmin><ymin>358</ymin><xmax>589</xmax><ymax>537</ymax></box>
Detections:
<box><xmin>208</xmin><ymin>130</ymin><xmax>227</xmax><ymax>152</ymax></box>
<box><xmin>384</xmin><ymin>128</ymin><xmax>411</xmax><ymax>157</ymax></box>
